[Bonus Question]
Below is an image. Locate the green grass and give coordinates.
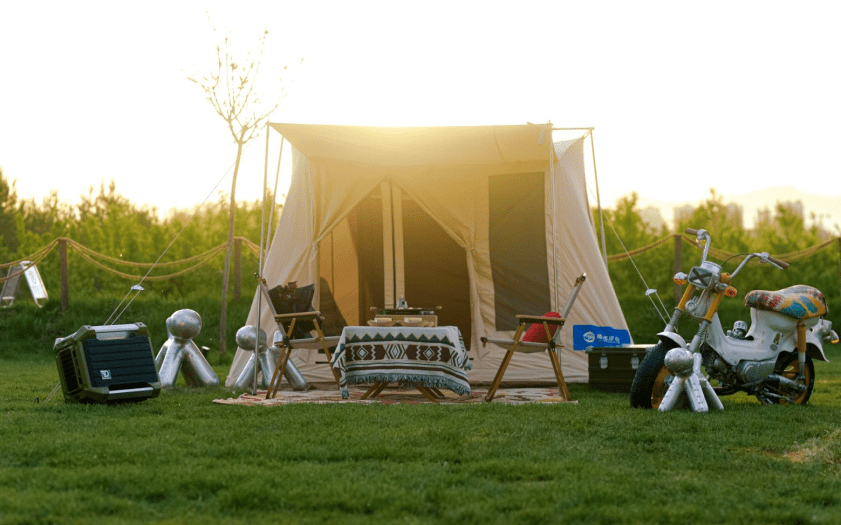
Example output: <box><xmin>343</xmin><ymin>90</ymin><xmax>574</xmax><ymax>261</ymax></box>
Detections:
<box><xmin>1</xmin><ymin>301</ymin><xmax>841</xmax><ymax>524</ymax></box>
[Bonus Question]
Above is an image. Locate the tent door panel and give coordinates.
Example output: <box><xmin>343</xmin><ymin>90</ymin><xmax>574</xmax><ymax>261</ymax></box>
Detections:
<box><xmin>355</xmin><ymin>192</ymin><xmax>386</xmax><ymax>322</ymax></box>
<box><xmin>401</xmin><ymin>199</ymin><xmax>472</xmax><ymax>349</ymax></box>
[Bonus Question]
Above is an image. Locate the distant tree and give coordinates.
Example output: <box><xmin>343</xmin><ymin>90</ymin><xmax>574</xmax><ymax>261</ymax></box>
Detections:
<box><xmin>595</xmin><ymin>193</ymin><xmax>674</xmax><ymax>301</ymax></box>
<box><xmin>674</xmin><ymin>189</ymin><xmax>750</xmax><ymax>255</ymax></box>
<box><xmin>748</xmin><ymin>201</ymin><xmax>837</xmax><ymax>294</ymax></box>
<box><xmin>189</xmin><ymin>27</ymin><xmax>288</xmax><ymax>354</ymax></box>
<box><xmin>0</xmin><ymin>167</ymin><xmax>19</xmax><ymax>261</ymax></box>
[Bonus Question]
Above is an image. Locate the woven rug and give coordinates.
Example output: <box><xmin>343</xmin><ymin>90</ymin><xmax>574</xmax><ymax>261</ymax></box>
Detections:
<box><xmin>213</xmin><ymin>385</ymin><xmax>577</xmax><ymax>406</ymax></box>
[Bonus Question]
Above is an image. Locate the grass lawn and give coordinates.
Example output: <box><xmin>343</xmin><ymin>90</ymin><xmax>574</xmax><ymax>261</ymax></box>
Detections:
<box><xmin>1</xmin><ymin>300</ymin><xmax>840</xmax><ymax>524</ymax></box>
<box><xmin>1</xmin><ymin>346</ymin><xmax>839</xmax><ymax>525</ymax></box>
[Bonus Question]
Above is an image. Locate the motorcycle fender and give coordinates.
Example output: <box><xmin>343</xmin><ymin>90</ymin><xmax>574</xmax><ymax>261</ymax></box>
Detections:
<box><xmin>776</xmin><ymin>331</ymin><xmax>829</xmax><ymax>363</ymax></box>
<box><xmin>806</xmin><ymin>332</ymin><xmax>829</xmax><ymax>362</ymax></box>
<box><xmin>657</xmin><ymin>331</ymin><xmax>687</xmax><ymax>351</ymax></box>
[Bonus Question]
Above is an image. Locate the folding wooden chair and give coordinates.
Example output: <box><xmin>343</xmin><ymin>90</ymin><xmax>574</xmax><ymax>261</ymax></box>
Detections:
<box><xmin>482</xmin><ymin>274</ymin><xmax>586</xmax><ymax>402</ymax></box>
<box><xmin>266</xmin><ymin>310</ymin><xmax>341</xmax><ymax>399</ymax></box>
<box><xmin>254</xmin><ymin>280</ymin><xmax>341</xmax><ymax>399</ymax></box>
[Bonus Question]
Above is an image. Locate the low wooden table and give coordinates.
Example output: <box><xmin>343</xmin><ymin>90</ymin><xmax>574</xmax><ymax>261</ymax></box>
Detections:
<box><xmin>331</xmin><ymin>326</ymin><xmax>471</xmax><ymax>401</ymax></box>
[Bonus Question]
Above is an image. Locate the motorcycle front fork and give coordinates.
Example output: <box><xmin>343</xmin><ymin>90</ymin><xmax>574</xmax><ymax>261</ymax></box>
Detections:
<box><xmin>796</xmin><ymin>321</ymin><xmax>807</xmax><ymax>383</ymax></box>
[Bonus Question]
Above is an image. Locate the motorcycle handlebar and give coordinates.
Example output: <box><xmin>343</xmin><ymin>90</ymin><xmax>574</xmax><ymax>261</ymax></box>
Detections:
<box><xmin>768</xmin><ymin>256</ymin><xmax>789</xmax><ymax>269</ymax></box>
<box><xmin>685</xmin><ymin>228</ymin><xmax>698</xmax><ymax>236</ymax></box>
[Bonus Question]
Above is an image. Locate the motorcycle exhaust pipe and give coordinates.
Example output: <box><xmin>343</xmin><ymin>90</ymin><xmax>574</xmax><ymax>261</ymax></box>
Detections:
<box><xmin>763</xmin><ymin>374</ymin><xmax>806</xmax><ymax>393</ymax></box>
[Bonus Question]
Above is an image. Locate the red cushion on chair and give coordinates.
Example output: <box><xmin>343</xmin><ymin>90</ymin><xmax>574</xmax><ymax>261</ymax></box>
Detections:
<box><xmin>522</xmin><ymin>312</ymin><xmax>562</xmax><ymax>343</ymax></box>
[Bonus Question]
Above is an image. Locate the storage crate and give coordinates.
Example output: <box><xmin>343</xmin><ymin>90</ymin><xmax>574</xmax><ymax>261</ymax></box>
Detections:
<box><xmin>586</xmin><ymin>345</ymin><xmax>652</xmax><ymax>392</ymax></box>
<box><xmin>53</xmin><ymin>323</ymin><xmax>161</xmax><ymax>403</ymax></box>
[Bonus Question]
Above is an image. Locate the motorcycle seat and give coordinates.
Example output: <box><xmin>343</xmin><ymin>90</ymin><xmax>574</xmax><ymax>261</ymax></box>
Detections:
<box><xmin>744</xmin><ymin>285</ymin><xmax>827</xmax><ymax>319</ymax></box>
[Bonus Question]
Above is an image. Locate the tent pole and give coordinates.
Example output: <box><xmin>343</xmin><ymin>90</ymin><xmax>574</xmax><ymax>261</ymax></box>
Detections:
<box><xmin>254</xmin><ymin>124</ymin><xmax>271</xmax><ymax>395</ymax></box>
<box><xmin>588</xmin><ymin>129</ymin><xmax>609</xmax><ymax>266</ymax></box>
<box><xmin>267</xmin><ymin>137</ymin><xmax>285</xmax><ymax>248</ymax></box>
<box><xmin>380</xmin><ymin>180</ymin><xmax>396</xmax><ymax>308</ymax></box>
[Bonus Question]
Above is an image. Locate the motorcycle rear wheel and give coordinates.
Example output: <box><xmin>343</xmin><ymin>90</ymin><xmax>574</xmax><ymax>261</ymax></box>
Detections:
<box><xmin>630</xmin><ymin>342</ymin><xmax>671</xmax><ymax>409</ymax></box>
<box><xmin>769</xmin><ymin>352</ymin><xmax>815</xmax><ymax>405</ymax></box>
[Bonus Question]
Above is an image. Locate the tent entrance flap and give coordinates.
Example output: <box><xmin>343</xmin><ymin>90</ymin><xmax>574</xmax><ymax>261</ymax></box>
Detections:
<box><xmin>317</xmin><ymin>186</ymin><xmax>472</xmax><ymax>348</ymax></box>
<box><xmin>489</xmin><ymin>172</ymin><xmax>551</xmax><ymax>331</ymax></box>
<box><xmin>317</xmin><ymin>189</ymin><xmax>385</xmax><ymax>331</ymax></box>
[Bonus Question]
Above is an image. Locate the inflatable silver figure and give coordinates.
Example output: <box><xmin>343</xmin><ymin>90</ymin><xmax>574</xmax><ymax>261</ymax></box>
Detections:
<box><xmin>155</xmin><ymin>309</ymin><xmax>219</xmax><ymax>388</ymax></box>
<box><xmin>657</xmin><ymin>347</ymin><xmax>724</xmax><ymax>412</ymax></box>
<box><xmin>232</xmin><ymin>325</ymin><xmax>308</xmax><ymax>391</ymax></box>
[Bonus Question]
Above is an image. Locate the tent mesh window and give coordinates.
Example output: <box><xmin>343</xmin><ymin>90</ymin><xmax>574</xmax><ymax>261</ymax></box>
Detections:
<box><xmin>489</xmin><ymin>172</ymin><xmax>551</xmax><ymax>331</ymax></box>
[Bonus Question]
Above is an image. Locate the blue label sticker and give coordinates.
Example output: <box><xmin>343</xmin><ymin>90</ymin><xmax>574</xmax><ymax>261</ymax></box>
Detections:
<box><xmin>572</xmin><ymin>325</ymin><xmax>631</xmax><ymax>350</ymax></box>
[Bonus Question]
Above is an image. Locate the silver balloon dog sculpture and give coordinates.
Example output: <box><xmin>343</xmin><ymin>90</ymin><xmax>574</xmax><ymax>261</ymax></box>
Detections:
<box><xmin>155</xmin><ymin>309</ymin><xmax>219</xmax><ymax>387</ymax></box>
<box><xmin>233</xmin><ymin>325</ymin><xmax>309</xmax><ymax>390</ymax></box>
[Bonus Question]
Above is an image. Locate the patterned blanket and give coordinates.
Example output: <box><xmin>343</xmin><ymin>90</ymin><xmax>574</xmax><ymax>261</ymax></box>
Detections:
<box><xmin>331</xmin><ymin>326</ymin><xmax>472</xmax><ymax>399</ymax></box>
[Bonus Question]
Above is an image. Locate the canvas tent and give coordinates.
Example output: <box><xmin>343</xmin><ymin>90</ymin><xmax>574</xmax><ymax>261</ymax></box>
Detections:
<box><xmin>226</xmin><ymin>122</ymin><xmax>629</xmax><ymax>386</ymax></box>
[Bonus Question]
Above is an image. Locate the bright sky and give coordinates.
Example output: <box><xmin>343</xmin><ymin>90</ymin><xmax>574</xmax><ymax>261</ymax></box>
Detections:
<box><xmin>2</xmin><ymin>1</ymin><xmax>840</xmax><ymax>227</ymax></box>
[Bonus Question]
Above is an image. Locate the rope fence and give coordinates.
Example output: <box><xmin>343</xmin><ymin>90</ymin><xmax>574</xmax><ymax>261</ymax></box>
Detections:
<box><xmin>2</xmin><ymin>234</ymin><xmax>838</xmax><ymax>309</ymax></box>
<box><xmin>607</xmin><ymin>234</ymin><xmax>841</xmax><ymax>264</ymax></box>
<box><xmin>0</xmin><ymin>237</ymin><xmax>262</xmax><ymax>309</ymax></box>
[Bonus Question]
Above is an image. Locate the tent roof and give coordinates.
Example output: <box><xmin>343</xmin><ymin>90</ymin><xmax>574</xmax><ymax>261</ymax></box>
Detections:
<box><xmin>268</xmin><ymin>122</ymin><xmax>553</xmax><ymax>167</ymax></box>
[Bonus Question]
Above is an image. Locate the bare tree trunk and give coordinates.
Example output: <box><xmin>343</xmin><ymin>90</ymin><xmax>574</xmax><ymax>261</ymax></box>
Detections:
<box><xmin>219</xmin><ymin>140</ymin><xmax>245</xmax><ymax>355</ymax></box>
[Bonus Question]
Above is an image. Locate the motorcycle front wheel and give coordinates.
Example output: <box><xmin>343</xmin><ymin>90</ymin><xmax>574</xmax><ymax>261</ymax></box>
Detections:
<box><xmin>630</xmin><ymin>342</ymin><xmax>672</xmax><ymax>409</ymax></box>
<box><xmin>768</xmin><ymin>352</ymin><xmax>815</xmax><ymax>405</ymax></box>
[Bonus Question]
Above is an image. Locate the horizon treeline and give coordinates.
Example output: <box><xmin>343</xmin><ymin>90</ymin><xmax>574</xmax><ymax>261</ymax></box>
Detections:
<box><xmin>1</xmin><ymin>170</ymin><xmax>839</xmax><ymax>305</ymax></box>
<box><xmin>599</xmin><ymin>191</ymin><xmax>840</xmax><ymax>304</ymax></box>
<box><xmin>0</xmin><ymin>169</ymin><xmax>276</xmax><ymax>301</ymax></box>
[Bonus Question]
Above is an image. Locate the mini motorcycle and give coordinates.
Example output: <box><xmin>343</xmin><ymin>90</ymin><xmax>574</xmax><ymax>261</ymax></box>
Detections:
<box><xmin>630</xmin><ymin>228</ymin><xmax>838</xmax><ymax>411</ymax></box>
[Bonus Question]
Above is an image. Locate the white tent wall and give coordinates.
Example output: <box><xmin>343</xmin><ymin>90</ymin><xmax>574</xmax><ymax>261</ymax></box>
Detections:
<box><xmin>225</xmin><ymin>124</ymin><xmax>630</xmax><ymax>387</ymax></box>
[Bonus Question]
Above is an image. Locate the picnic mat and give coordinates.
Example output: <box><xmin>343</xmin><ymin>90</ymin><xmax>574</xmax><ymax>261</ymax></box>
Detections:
<box><xmin>213</xmin><ymin>385</ymin><xmax>578</xmax><ymax>406</ymax></box>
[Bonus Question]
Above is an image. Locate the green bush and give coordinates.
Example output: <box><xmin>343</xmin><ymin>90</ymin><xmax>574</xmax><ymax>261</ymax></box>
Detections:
<box><xmin>0</xmin><ymin>297</ymin><xmax>254</xmax><ymax>366</ymax></box>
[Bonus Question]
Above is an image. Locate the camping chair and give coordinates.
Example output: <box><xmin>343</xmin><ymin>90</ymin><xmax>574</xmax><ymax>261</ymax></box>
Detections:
<box><xmin>255</xmin><ymin>279</ymin><xmax>342</xmax><ymax>399</ymax></box>
<box><xmin>481</xmin><ymin>274</ymin><xmax>586</xmax><ymax>402</ymax></box>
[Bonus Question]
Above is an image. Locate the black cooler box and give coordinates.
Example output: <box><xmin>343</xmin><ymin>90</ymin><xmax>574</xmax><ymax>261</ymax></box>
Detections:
<box><xmin>587</xmin><ymin>345</ymin><xmax>652</xmax><ymax>392</ymax></box>
<box><xmin>53</xmin><ymin>323</ymin><xmax>161</xmax><ymax>403</ymax></box>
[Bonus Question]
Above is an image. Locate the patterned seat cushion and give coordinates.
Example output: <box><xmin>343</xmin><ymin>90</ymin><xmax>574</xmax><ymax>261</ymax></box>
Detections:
<box><xmin>744</xmin><ymin>285</ymin><xmax>827</xmax><ymax>319</ymax></box>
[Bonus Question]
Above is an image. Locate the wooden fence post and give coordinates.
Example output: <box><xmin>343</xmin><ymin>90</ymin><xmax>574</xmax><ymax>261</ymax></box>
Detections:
<box><xmin>59</xmin><ymin>239</ymin><xmax>69</xmax><ymax>311</ymax></box>
<box><xmin>673</xmin><ymin>235</ymin><xmax>682</xmax><ymax>304</ymax></box>
<box><xmin>234</xmin><ymin>238</ymin><xmax>241</xmax><ymax>301</ymax></box>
